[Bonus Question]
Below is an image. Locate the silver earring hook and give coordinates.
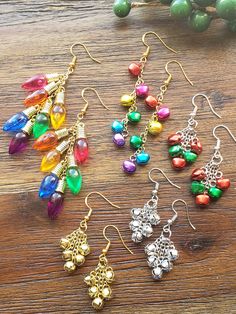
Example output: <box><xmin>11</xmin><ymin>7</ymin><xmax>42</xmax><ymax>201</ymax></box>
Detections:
<box><xmin>148</xmin><ymin>168</ymin><xmax>181</xmax><ymax>190</ymax></box>
<box><xmin>213</xmin><ymin>124</ymin><xmax>236</xmax><ymax>150</ymax></box>
<box><xmin>169</xmin><ymin>199</ymin><xmax>196</xmax><ymax>231</ymax></box>
<box><xmin>191</xmin><ymin>93</ymin><xmax>221</xmax><ymax>119</ymax></box>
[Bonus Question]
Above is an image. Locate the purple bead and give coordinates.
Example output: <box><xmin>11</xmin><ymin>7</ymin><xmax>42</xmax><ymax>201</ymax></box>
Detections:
<box><xmin>122</xmin><ymin>160</ymin><xmax>136</xmax><ymax>174</ymax></box>
<box><xmin>157</xmin><ymin>106</ymin><xmax>170</xmax><ymax>121</ymax></box>
<box><xmin>47</xmin><ymin>192</ymin><xmax>64</xmax><ymax>219</ymax></box>
<box><xmin>135</xmin><ymin>84</ymin><xmax>149</xmax><ymax>98</ymax></box>
<box><xmin>9</xmin><ymin>131</ymin><xmax>29</xmax><ymax>154</ymax></box>
<box><xmin>113</xmin><ymin>133</ymin><xmax>125</xmax><ymax>147</ymax></box>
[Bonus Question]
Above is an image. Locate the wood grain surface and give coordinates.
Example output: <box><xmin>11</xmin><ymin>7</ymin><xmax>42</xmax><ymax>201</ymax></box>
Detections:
<box><xmin>0</xmin><ymin>1</ymin><xmax>235</xmax><ymax>313</ymax></box>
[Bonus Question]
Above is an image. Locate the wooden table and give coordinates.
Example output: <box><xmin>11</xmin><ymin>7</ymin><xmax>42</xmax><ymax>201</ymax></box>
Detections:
<box><xmin>0</xmin><ymin>1</ymin><xmax>235</xmax><ymax>313</ymax></box>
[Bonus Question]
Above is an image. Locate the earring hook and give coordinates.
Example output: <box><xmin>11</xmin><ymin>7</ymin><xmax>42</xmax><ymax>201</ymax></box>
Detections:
<box><xmin>102</xmin><ymin>225</ymin><xmax>134</xmax><ymax>255</ymax></box>
<box><xmin>142</xmin><ymin>31</ymin><xmax>177</xmax><ymax>57</ymax></box>
<box><xmin>70</xmin><ymin>42</ymin><xmax>101</xmax><ymax>66</ymax></box>
<box><xmin>80</xmin><ymin>87</ymin><xmax>109</xmax><ymax>115</ymax></box>
<box><xmin>213</xmin><ymin>124</ymin><xmax>236</xmax><ymax>150</ymax></box>
<box><xmin>148</xmin><ymin>167</ymin><xmax>181</xmax><ymax>190</ymax></box>
<box><xmin>169</xmin><ymin>199</ymin><xmax>196</xmax><ymax>231</ymax></box>
<box><xmin>191</xmin><ymin>93</ymin><xmax>221</xmax><ymax>119</ymax></box>
<box><xmin>165</xmin><ymin>60</ymin><xmax>193</xmax><ymax>86</ymax></box>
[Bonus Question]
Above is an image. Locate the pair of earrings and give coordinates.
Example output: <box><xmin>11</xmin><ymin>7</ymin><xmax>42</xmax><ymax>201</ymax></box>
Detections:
<box><xmin>111</xmin><ymin>31</ymin><xmax>193</xmax><ymax>174</ymax></box>
<box><xmin>59</xmin><ymin>192</ymin><xmax>133</xmax><ymax>310</ymax></box>
<box><xmin>129</xmin><ymin>168</ymin><xmax>196</xmax><ymax>279</ymax></box>
<box><xmin>3</xmin><ymin>43</ymin><xmax>108</xmax><ymax>219</ymax></box>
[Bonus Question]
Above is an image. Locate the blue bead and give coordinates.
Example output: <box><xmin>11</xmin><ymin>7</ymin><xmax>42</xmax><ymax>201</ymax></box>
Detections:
<box><xmin>112</xmin><ymin>120</ymin><xmax>124</xmax><ymax>133</ymax></box>
<box><xmin>39</xmin><ymin>173</ymin><xmax>59</xmax><ymax>198</ymax></box>
<box><xmin>136</xmin><ymin>151</ymin><xmax>150</xmax><ymax>165</ymax></box>
<box><xmin>3</xmin><ymin>112</ymin><xmax>28</xmax><ymax>132</ymax></box>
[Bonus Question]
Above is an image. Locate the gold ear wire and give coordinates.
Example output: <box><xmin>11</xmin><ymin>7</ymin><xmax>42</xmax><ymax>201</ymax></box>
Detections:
<box><xmin>69</xmin><ymin>42</ymin><xmax>101</xmax><ymax>68</ymax></box>
<box><xmin>102</xmin><ymin>225</ymin><xmax>134</xmax><ymax>256</ymax></box>
<box><xmin>165</xmin><ymin>60</ymin><xmax>193</xmax><ymax>86</ymax></box>
<box><xmin>80</xmin><ymin>87</ymin><xmax>109</xmax><ymax>114</ymax></box>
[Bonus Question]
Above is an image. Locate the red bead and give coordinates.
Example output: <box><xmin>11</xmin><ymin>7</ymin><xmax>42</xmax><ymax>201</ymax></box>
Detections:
<box><xmin>216</xmin><ymin>178</ymin><xmax>230</xmax><ymax>190</ymax></box>
<box><xmin>145</xmin><ymin>95</ymin><xmax>159</xmax><ymax>109</ymax></box>
<box><xmin>22</xmin><ymin>74</ymin><xmax>48</xmax><ymax>91</ymax></box>
<box><xmin>195</xmin><ymin>194</ymin><xmax>210</xmax><ymax>206</ymax></box>
<box><xmin>168</xmin><ymin>133</ymin><xmax>182</xmax><ymax>146</ymax></box>
<box><xmin>191</xmin><ymin>138</ymin><xmax>202</xmax><ymax>155</ymax></box>
<box><xmin>128</xmin><ymin>62</ymin><xmax>141</xmax><ymax>76</ymax></box>
<box><xmin>74</xmin><ymin>138</ymin><xmax>89</xmax><ymax>164</ymax></box>
<box><xmin>191</xmin><ymin>168</ymin><xmax>206</xmax><ymax>181</ymax></box>
<box><xmin>172</xmin><ymin>157</ymin><xmax>186</xmax><ymax>170</ymax></box>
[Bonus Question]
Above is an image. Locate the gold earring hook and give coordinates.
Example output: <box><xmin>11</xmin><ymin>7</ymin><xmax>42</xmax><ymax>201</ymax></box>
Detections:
<box><xmin>165</xmin><ymin>60</ymin><xmax>193</xmax><ymax>86</ymax></box>
<box><xmin>170</xmin><ymin>199</ymin><xmax>196</xmax><ymax>231</ymax></box>
<box><xmin>213</xmin><ymin>124</ymin><xmax>236</xmax><ymax>150</ymax></box>
<box><xmin>148</xmin><ymin>167</ymin><xmax>181</xmax><ymax>190</ymax></box>
<box><xmin>191</xmin><ymin>93</ymin><xmax>221</xmax><ymax>119</ymax></box>
<box><xmin>80</xmin><ymin>87</ymin><xmax>109</xmax><ymax>115</ymax></box>
<box><xmin>102</xmin><ymin>225</ymin><xmax>134</xmax><ymax>256</ymax></box>
<box><xmin>69</xmin><ymin>42</ymin><xmax>101</xmax><ymax>68</ymax></box>
<box><xmin>142</xmin><ymin>31</ymin><xmax>177</xmax><ymax>56</ymax></box>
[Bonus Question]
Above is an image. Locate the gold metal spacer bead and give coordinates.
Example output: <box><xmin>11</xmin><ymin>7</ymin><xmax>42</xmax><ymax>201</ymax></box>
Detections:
<box><xmin>21</xmin><ymin>120</ymin><xmax>34</xmax><ymax>135</ymax></box>
<box><xmin>76</xmin><ymin>122</ymin><xmax>86</xmax><ymax>139</ymax></box>
<box><xmin>54</xmin><ymin>90</ymin><xmax>65</xmax><ymax>105</ymax></box>
<box><xmin>55</xmin><ymin>128</ymin><xmax>69</xmax><ymax>140</ymax></box>
<box><xmin>41</xmin><ymin>98</ymin><xmax>53</xmax><ymax>114</ymax></box>
<box><xmin>51</xmin><ymin>161</ymin><xmax>65</xmax><ymax>177</ymax></box>
<box><xmin>22</xmin><ymin>106</ymin><xmax>38</xmax><ymax>118</ymax></box>
<box><xmin>67</xmin><ymin>154</ymin><xmax>77</xmax><ymax>168</ymax></box>
<box><xmin>56</xmin><ymin>177</ymin><xmax>66</xmax><ymax>193</ymax></box>
<box><xmin>56</xmin><ymin>140</ymin><xmax>70</xmax><ymax>154</ymax></box>
<box><xmin>44</xmin><ymin>81</ymin><xmax>60</xmax><ymax>95</ymax></box>
<box><xmin>45</xmin><ymin>73</ymin><xmax>61</xmax><ymax>82</ymax></box>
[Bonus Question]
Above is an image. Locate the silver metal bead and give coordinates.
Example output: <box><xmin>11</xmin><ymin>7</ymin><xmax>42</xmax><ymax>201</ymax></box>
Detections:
<box><xmin>131</xmin><ymin>231</ymin><xmax>143</xmax><ymax>243</ymax></box>
<box><xmin>145</xmin><ymin>243</ymin><xmax>156</xmax><ymax>254</ymax></box>
<box><xmin>169</xmin><ymin>249</ymin><xmax>179</xmax><ymax>261</ymax></box>
<box><xmin>142</xmin><ymin>224</ymin><xmax>153</xmax><ymax>237</ymax></box>
<box><xmin>152</xmin><ymin>266</ymin><xmax>163</xmax><ymax>280</ymax></box>
<box><xmin>161</xmin><ymin>259</ymin><xmax>173</xmax><ymax>272</ymax></box>
<box><xmin>147</xmin><ymin>255</ymin><xmax>157</xmax><ymax>267</ymax></box>
<box><xmin>131</xmin><ymin>208</ymin><xmax>142</xmax><ymax>217</ymax></box>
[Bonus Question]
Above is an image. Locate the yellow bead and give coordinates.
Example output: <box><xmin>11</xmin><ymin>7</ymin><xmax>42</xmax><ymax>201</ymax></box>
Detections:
<box><xmin>74</xmin><ymin>254</ymin><xmax>85</xmax><ymax>266</ymax></box>
<box><xmin>60</xmin><ymin>238</ymin><xmax>70</xmax><ymax>250</ymax></box>
<box><xmin>102</xmin><ymin>287</ymin><xmax>112</xmax><ymax>299</ymax></box>
<box><xmin>105</xmin><ymin>270</ymin><xmax>114</xmax><ymax>282</ymax></box>
<box><xmin>50</xmin><ymin>104</ymin><xmax>66</xmax><ymax>129</ymax></box>
<box><xmin>40</xmin><ymin>149</ymin><xmax>60</xmax><ymax>172</ymax></box>
<box><xmin>148</xmin><ymin>120</ymin><xmax>163</xmax><ymax>135</ymax></box>
<box><xmin>120</xmin><ymin>94</ymin><xmax>134</xmax><ymax>107</ymax></box>
<box><xmin>92</xmin><ymin>297</ymin><xmax>104</xmax><ymax>310</ymax></box>
<box><xmin>84</xmin><ymin>275</ymin><xmax>92</xmax><ymax>285</ymax></box>
<box><xmin>79</xmin><ymin>243</ymin><xmax>90</xmax><ymax>256</ymax></box>
<box><xmin>89</xmin><ymin>286</ymin><xmax>98</xmax><ymax>298</ymax></box>
<box><xmin>62</xmin><ymin>250</ymin><xmax>73</xmax><ymax>261</ymax></box>
<box><xmin>64</xmin><ymin>261</ymin><xmax>76</xmax><ymax>273</ymax></box>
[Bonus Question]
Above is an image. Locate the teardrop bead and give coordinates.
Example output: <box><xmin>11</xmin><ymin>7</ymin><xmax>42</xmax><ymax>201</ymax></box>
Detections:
<box><xmin>33</xmin><ymin>131</ymin><xmax>58</xmax><ymax>151</ymax></box>
<box><xmin>3</xmin><ymin>112</ymin><xmax>28</xmax><ymax>132</ymax></box>
<box><xmin>24</xmin><ymin>89</ymin><xmax>48</xmax><ymax>107</ymax></box>
<box><xmin>39</xmin><ymin>173</ymin><xmax>59</xmax><ymax>198</ymax></box>
<box><xmin>66</xmin><ymin>166</ymin><xmax>83</xmax><ymax>195</ymax></box>
<box><xmin>9</xmin><ymin>131</ymin><xmax>30</xmax><ymax>154</ymax></box>
<box><xmin>33</xmin><ymin>113</ymin><xmax>50</xmax><ymax>138</ymax></box>
<box><xmin>50</xmin><ymin>104</ymin><xmax>66</xmax><ymax>130</ymax></box>
<box><xmin>47</xmin><ymin>192</ymin><xmax>64</xmax><ymax>219</ymax></box>
<box><xmin>22</xmin><ymin>74</ymin><xmax>48</xmax><ymax>91</ymax></box>
<box><xmin>41</xmin><ymin>149</ymin><xmax>60</xmax><ymax>172</ymax></box>
<box><xmin>74</xmin><ymin>138</ymin><xmax>89</xmax><ymax>164</ymax></box>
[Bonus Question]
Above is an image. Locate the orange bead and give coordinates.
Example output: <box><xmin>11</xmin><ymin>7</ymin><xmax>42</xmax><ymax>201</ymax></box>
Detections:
<box><xmin>216</xmin><ymin>178</ymin><xmax>230</xmax><ymax>190</ymax></box>
<box><xmin>33</xmin><ymin>131</ymin><xmax>58</xmax><ymax>151</ymax></box>
<box><xmin>172</xmin><ymin>157</ymin><xmax>186</xmax><ymax>170</ymax></box>
<box><xmin>145</xmin><ymin>95</ymin><xmax>159</xmax><ymax>110</ymax></box>
<box><xmin>24</xmin><ymin>89</ymin><xmax>48</xmax><ymax>107</ymax></box>
<box><xmin>195</xmin><ymin>194</ymin><xmax>210</xmax><ymax>206</ymax></box>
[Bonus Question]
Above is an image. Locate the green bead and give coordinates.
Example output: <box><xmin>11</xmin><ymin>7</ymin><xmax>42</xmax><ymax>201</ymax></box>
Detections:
<box><xmin>168</xmin><ymin>145</ymin><xmax>183</xmax><ymax>157</ymax></box>
<box><xmin>227</xmin><ymin>19</ymin><xmax>236</xmax><ymax>31</ymax></box>
<box><xmin>188</xmin><ymin>10</ymin><xmax>212</xmax><ymax>32</ymax></box>
<box><xmin>160</xmin><ymin>0</ymin><xmax>173</xmax><ymax>4</ymax></box>
<box><xmin>113</xmin><ymin>0</ymin><xmax>131</xmax><ymax>18</ymax></box>
<box><xmin>208</xmin><ymin>187</ymin><xmax>223</xmax><ymax>199</ymax></box>
<box><xmin>170</xmin><ymin>0</ymin><xmax>193</xmax><ymax>19</ymax></box>
<box><xmin>127</xmin><ymin>111</ymin><xmax>141</xmax><ymax>123</ymax></box>
<box><xmin>33</xmin><ymin>113</ymin><xmax>49</xmax><ymax>138</ymax></box>
<box><xmin>191</xmin><ymin>181</ymin><xmax>205</xmax><ymax>195</ymax></box>
<box><xmin>66</xmin><ymin>166</ymin><xmax>82</xmax><ymax>195</ymax></box>
<box><xmin>130</xmin><ymin>135</ymin><xmax>143</xmax><ymax>149</ymax></box>
<box><xmin>183</xmin><ymin>150</ymin><xmax>198</xmax><ymax>163</ymax></box>
<box><xmin>216</xmin><ymin>0</ymin><xmax>236</xmax><ymax>20</ymax></box>
<box><xmin>194</xmin><ymin>0</ymin><xmax>215</xmax><ymax>6</ymax></box>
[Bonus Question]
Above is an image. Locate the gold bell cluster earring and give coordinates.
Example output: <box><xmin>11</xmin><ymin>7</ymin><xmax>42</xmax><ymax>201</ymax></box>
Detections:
<box><xmin>36</xmin><ymin>89</ymin><xmax>109</xmax><ymax>219</ymax></box>
<box><xmin>3</xmin><ymin>42</ymin><xmax>101</xmax><ymax>154</ymax></box>
<box><xmin>84</xmin><ymin>225</ymin><xmax>133</xmax><ymax>310</ymax></box>
<box><xmin>59</xmin><ymin>192</ymin><xmax>120</xmax><ymax>273</ymax></box>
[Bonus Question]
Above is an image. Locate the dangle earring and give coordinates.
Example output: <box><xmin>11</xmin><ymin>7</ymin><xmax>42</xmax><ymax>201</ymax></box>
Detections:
<box><xmin>145</xmin><ymin>199</ymin><xmax>196</xmax><ymax>280</ymax></box>
<box><xmin>84</xmin><ymin>225</ymin><xmax>133</xmax><ymax>310</ymax></box>
<box><xmin>130</xmin><ymin>167</ymin><xmax>180</xmax><ymax>243</ymax></box>
<box><xmin>3</xmin><ymin>42</ymin><xmax>101</xmax><ymax>154</ymax></box>
<box><xmin>59</xmin><ymin>192</ymin><xmax>120</xmax><ymax>272</ymax></box>
<box><xmin>123</xmin><ymin>60</ymin><xmax>193</xmax><ymax>174</ymax></box>
<box><xmin>36</xmin><ymin>88</ymin><xmax>108</xmax><ymax>219</ymax></box>
<box><xmin>111</xmin><ymin>31</ymin><xmax>177</xmax><ymax>149</ymax></box>
<box><xmin>168</xmin><ymin>94</ymin><xmax>221</xmax><ymax>170</ymax></box>
<box><xmin>190</xmin><ymin>125</ymin><xmax>236</xmax><ymax>206</ymax></box>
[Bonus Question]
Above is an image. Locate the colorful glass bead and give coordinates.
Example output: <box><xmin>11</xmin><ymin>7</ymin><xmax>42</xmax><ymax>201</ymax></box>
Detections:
<box><xmin>39</xmin><ymin>173</ymin><xmax>59</xmax><ymax>198</ymax></box>
<box><xmin>33</xmin><ymin>113</ymin><xmax>50</xmax><ymax>139</ymax></box>
<box><xmin>3</xmin><ymin>112</ymin><xmax>28</xmax><ymax>132</ymax></box>
<box><xmin>9</xmin><ymin>131</ymin><xmax>29</xmax><ymax>154</ymax></box>
<box><xmin>33</xmin><ymin>131</ymin><xmax>58</xmax><ymax>151</ymax></box>
<box><xmin>208</xmin><ymin>187</ymin><xmax>223</xmax><ymax>199</ymax></box>
<box><xmin>128</xmin><ymin>62</ymin><xmax>141</xmax><ymax>76</ymax></box>
<box><xmin>183</xmin><ymin>150</ymin><xmax>198</xmax><ymax>163</ymax></box>
<box><xmin>66</xmin><ymin>166</ymin><xmax>82</xmax><ymax>195</ymax></box>
<box><xmin>24</xmin><ymin>89</ymin><xmax>48</xmax><ymax>107</ymax></box>
<box><xmin>190</xmin><ymin>139</ymin><xmax>203</xmax><ymax>155</ymax></box>
<box><xmin>123</xmin><ymin>160</ymin><xmax>136</xmax><ymax>173</ymax></box>
<box><xmin>191</xmin><ymin>168</ymin><xmax>206</xmax><ymax>181</ymax></box>
<box><xmin>120</xmin><ymin>94</ymin><xmax>134</xmax><ymax>107</ymax></box>
<box><xmin>172</xmin><ymin>157</ymin><xmax>186</xmax><ymax>169</ymax></box>
<box><xmin>127</xmin><ymin>111</ymin><xmax>141</xmax><ymax>123</ymax></box>
<box><xmin>51</xmin><ymin>104</ymin><xmax>66</xmax><ymax>130</ymax></box>
<box><xmin>135</xmin><ymin>84</ymin><xmax>149</xmax><ymax>98</ymax></box>
<box><xmin>216</xmin><ymin>178</ymin><xmax>230</xmax><ymax>190</ymax></box>
<box><xmin>113</xmin><ymin>0</ymin><xmax>131</xmax><ymax>18</ymax></box>
<box><xmin>130</xmin><ymin>135</ymin><xmax>142</xmax><ymax>149</ymax></box>
<box><xmin>74</xmin><ymin>138</ymin><xmax>89</xmax><ymax>164</ymax></box>
<box><xmin>136</xmin><ymin>151</ymin><xmax>150</xmax><ymax>165</ymax></box>
<box><xmin>22</xmin><ymin>74</ymin><xmax>48</xmax><ymax>91</ymax></box>
<box><xmin>47</xmin><ymin>192</ymin><xmax>64</xmax><ymax>219</ymax></box>
<box><xmin>191</xmin><ymin>181</ymin><xmax>205</xmax><ymax>195</ymax></box>
<box><xmin>195</xmin><ymin>194</ymin><xmax>210</xmax><ymax>206</ymax></box>
<box><xmin>113</xmin><ymin>133</ymin><xmax>125</xmax><ymax>147</ymax></box>
<box><xmin>168</xmin><ymin>133</ymin><xmax>182</xmax><ymax>146</ymax></box>
<box><xmin>157</xmin><ymin>106</ymin><xmax>170</xmax><ymax>121</ymax></box>
<box><xmin>41</xmin><ymin>149</ymin><xmax>60</xmax><ymax>172</ymax></box>
<box><xmin>145</xmin><ymin>95</ymin><xmax>158</xmax><ymax>109</ymax></box>
<box><xmin>148</xmin><ymin>121</ymin><xmax>163</xmax><ymax>135</ymax></box>
<box><xmin>168</xmin><ymin>145</ymin><xmax>183</xmax><ymax>157</ymax></box>
<box><xmin>112</xmin><ymin>120</ymin><xmax>124</xmax><ymax>133</ymax></box>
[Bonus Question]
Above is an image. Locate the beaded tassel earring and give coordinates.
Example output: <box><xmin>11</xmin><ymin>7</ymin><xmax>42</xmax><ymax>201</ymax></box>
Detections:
<box><xmin>190</xmin><ymin>125</ymin><xmax>236</xmax><ymax>206</ymax></box>
<box><xmin>111</xmin><ymin>31</ymin><xmax>177</xmax><ymax>149</ymax></box>
<box><xmin>3</xmin><ymin>42</ymin><xmax>101</xmax><ymax>154</ymax></box>
<box><xmin>122</xmin><ymin>60</ymin><xmax>193</xmax><ymax>174</ymax></box>
<box><xmin>129</xmin><ymin>168</ymin><xmax>180</xmax><ymax>243</ymax></box>
<box><xmin>145</xmin><ymin>199</ymin><xmax>196</xmax><ymax>280</ymax></box>
<box><xmin>35</xmin><ymin>88</ymin><xmax>108</xmax><ymax>219</ymax></box>
<box><xmin>168</xmin><ymin>94</ymin><xmax>221</xmax><ymax>170</ymax></box>
<box><xmin>84</xmin><ymin>225</ymin><xmax>133</xmax><ymax>310</ymax></box>
<box><xmin>59</xmin><ymin>192</ymin><xmax>120</xmax><ymax>272</ymax></box>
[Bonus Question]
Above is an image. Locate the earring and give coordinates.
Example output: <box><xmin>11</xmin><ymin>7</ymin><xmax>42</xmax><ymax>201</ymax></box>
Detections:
<box><xmin>122</xmin><ymin>60</ymin><xmax>193</xmax><ymax>174</ymax></box>
<box><xmin>37</xmin><ymin>88</ymin><xmax>108</xmax><ymax>219</ymax></box>
<box><xmin>145</xmin><ymin>199</ymin><xmax>196</xmax><ymax>280</ymax></box>
<box><xmin>84</xmin><ymin>225</ymin><xmax>133</xmax><ymax>310</ymax></box>
<box><xmin>190</xmin><ymin>124</ymin><xmax>236</xmax><ymax>206</ymax></box>
<box><xmin>111</xmin><ymin>31</ymin><xmax>177</xmax><ymax>149</ymax></box>
<box><xmin>168</xmin><ymin>94</ymin><xmax>221</xmax><ymax>170</ymax></box>
<box><xmin>59</xmin><ymin>192</ymin><xmax>120</xmax><ymax>272</ymax></box>
<box><xmin>130</xmin><ymin>167</ymin><xmax>180</xmax><ymax>243</ymax></box>
<box><xmin>3</xmin><ymin>42</ymin><xmax>101</xmax><ymax>154</ymax></box>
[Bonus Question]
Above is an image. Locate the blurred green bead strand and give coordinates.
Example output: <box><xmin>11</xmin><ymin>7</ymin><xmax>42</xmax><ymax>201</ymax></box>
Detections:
<box><xmin>194</xmin><ymin>0</ymin><xmax>215</xmax><ymax>6</ymax></box>
<box><xmin>188</xmin><ymin>10</ymin><xmax>212</xmax><ymax>32</ymax></box>
<box><xmin>113</xmin><ymin>0</ymin><xmax>131</xmax><ymax>17</ymax></box>
<box><xmin>170</xmin><ymin>0</ymin><xmax>193</xmax><ymax>19</ymax></box>
<box><xmin>227</xmin><ymin>19</ymin><xmax>236</xmax><ymax>31</ymax></box>
<box><xmin>216</xmin><ymin>0</ymin><xmax>236</xmax><ymax>20</ymax></box>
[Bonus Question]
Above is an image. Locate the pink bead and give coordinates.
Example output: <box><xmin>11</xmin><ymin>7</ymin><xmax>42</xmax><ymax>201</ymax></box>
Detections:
<box><xmin>157</xmin><ymin>106</ymin><xmax>170</xmax><ymax>121</ymax></box>
<box><xmin>135</xmin><ymin>84</ymin><xmax>149</xmax><ymax>98</ymax></box>
<box><xmin>74</xmin><ymin>138</ymin><xmax>89</xmax><ymax>164</ymax></box>
<box><xmin>22</xmin><ymin>74</ymin><xmax>48</xmax><ymax>91</ymax></box>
